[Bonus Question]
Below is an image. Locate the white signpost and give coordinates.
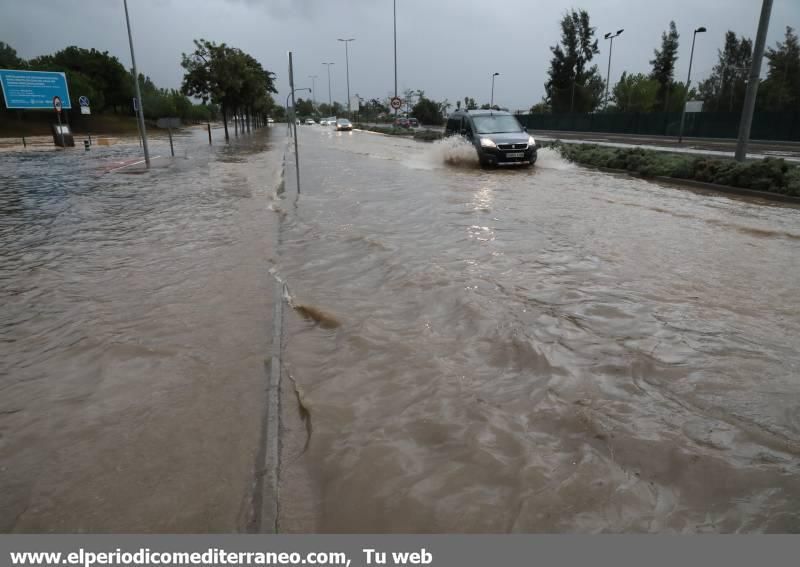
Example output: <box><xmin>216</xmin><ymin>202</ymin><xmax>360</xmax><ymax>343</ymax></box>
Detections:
<box><xmin>685</xmin><ymin>100</ymin><xmax>704</xmax><ymax>113</ymax></box>
<box><xmin>390</xmin><ymin>96</ymin><xmax>402</xmax><ymax>113</ymax></box>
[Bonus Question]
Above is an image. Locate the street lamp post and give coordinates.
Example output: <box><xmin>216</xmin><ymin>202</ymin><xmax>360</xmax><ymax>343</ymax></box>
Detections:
<box><xmin>338</xmin><ymin>38</ymin><xmax>355</xmax><ymax>119</ymax></box>
<box><xmin>322</xmin><ymin>62</ymin><xmax>334</xmax><ymax>110</ymax></box>
<box><xmin>308</xmin><ymin>75</ymin><xmax>318</xmax><ymax>109</ymax></box>
<box><xmin>735</xmin><ymin>0</ymin><xmax>773</xmax><ymax>161</ymax></box>
<box><xmin>393</xmin><ymin>0</ymin><xmax>398</xmax><ymax>101</ymax></box>
<box><xmin>604</xmin><ymin>29</ymin><xmax>624</xmax><ymax>109</ymax></box>
<box><xmin>678</xmin><ymin>26</ymin><xmax>707</xmax><ymax>143</ymax></box>
<box><xmin>490</xmin><ymin>72</ymin><xmax>500</xmax><ymax>109</ymax></box>
<box><xmin>286</xmin><ymin>88</ymin><xmax>311</xmax><ymax>121</ymax></box>
<box><xmin>122</xmin><ymin>0</ymin><xmax>150</xmax><ymax>168</ymax></box>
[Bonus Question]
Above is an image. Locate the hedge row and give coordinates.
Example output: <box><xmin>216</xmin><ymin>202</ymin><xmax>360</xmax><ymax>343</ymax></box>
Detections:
<box><xmin>557</xmin><ymin>143</ymin><xmax>800</xmax><ymax>196</ymax></box>
<box><xmin>354</xmin><ymin>124</ymin><xmax>443</xmax><ymax>141</ymax></box>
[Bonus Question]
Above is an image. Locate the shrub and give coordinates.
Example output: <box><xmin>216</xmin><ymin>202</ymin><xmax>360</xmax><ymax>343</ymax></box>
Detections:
<box><xmin>557</xmin><ymin>143</ymin><xmax>800</xmax><ymax>197</ymax></box>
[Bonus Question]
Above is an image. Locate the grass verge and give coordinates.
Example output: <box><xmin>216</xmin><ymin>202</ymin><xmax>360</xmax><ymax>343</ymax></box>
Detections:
<box><xmin>355</xmin><ymin>123</ymin><xmax>443</xmax><ymax>141</ymax></box>
<box><xmin>557</xmin><ymin>143</ymin><xmax>800</xmax><ymax>197</ymax></box>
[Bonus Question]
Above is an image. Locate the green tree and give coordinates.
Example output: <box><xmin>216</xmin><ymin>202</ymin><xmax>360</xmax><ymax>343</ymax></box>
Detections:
<box><xmin>463</xmin><ymin>96</ymin><xmax>477</xmax><ymax>110</ymax></box>
<box><xmin>545</xmin><ymin>9</ymin><xmax>603</xmax><ymax>112</ymax></box>
<box><xmin>295</xmin><ymin>97</ymin><xmax>314</xmax><ymax>116</ymax></box>
<box><xmin>0</xmin><ymin>42</ymin><xmax>25</xmax><ymax>69</ymax></box>
<box><xmin>758</xmin><ymin>26</ymin><xmax>800</xmax><ymax>111</ymax></box>
<box><xmin>696</xmin><ymin>31</ymin><xmax>753</xmax><ymax>112</ymax></box>
<box><xmin>271</xmin><ymin>105</ymin><xmax>286</xmax><ymax>121</ymax></box>
<box><xmin>650</xmin><ymin>21</ymin><xmax>680</xmax><ymax>111</ymax></box>
<box><xmin>181</xmin><ymin>39</ymin><xmax>276</xmax><ymax>141</ymax></box>
<box><xmin>411</xmin><ymin>95</ymin><xmax>444</xmax><ymax>125</ymax></box>
<box><xmin>612</xmin><ymin>72</ymin><xmax>660</xmax><ymax>112</ymax></box>
<box><xmin>529</xmin><ymin>101</ymin><xmax>551</xmax><ymax>113</ymax></box>
<box><xmin>29</xmin><ymin>47</ymin><xmax>132</xmax><ymax>113</ymax></box>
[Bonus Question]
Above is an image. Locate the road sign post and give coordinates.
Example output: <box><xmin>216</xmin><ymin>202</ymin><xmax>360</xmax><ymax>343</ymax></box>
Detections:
<box><xmin>53</xmin><ymin>96</ymin><xmax>65</xmax><ymax>148</ymax></box>
<box><xmin>390</xmin><ymin>96</ymin><xmax>402</xmax><ymax>114</ymax></box>
<box><xmin>79</xmin><ymin>96</ymin><xmax>91</xmax><ymax>145</ymax></box>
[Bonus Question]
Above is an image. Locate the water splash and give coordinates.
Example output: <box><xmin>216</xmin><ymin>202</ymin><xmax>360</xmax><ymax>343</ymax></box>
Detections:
<box><xmin>534</xmin><ymin>147</ymin><xmax>575</xmax><ymax>171</ymax></box>
<box><xmin>406</xmin><ymin>136</ymin><xmax>480</xmax><ymax>170</ymax></box>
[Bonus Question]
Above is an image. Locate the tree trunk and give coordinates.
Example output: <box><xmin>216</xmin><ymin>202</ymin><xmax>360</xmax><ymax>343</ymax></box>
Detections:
<box><xmin>222</xmin><ymin>105</ymin><xmax>230</xmax><ymax>142</ymax></box>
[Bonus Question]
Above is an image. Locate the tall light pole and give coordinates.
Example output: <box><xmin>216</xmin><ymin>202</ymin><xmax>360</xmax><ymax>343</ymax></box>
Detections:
<box><xmin>322</xmin><ymin>62</ymin><xmax>334</xmax><ymax>110</ymax></box>
<box><xmin>604</xmin><ymin>29</ymin><xmax>624</xmax><ymax>109</ymax></box>
<box><xmin>308</xmin><ymin>75</ymin><xmax>318</xmax><ymax>109</ymax></box>
<box><xmin>678</xmin><ymin>26</ymin><xmax>707</xmax><ymax>143</ymax></box>
<box><xmin>393</xmin><ymin>0</ymin><xmax>398</xmax><ymax>101</ymax></box>
<box><xmin>123</xmin><ymin>0</ymin><xmax>150</xmax><ymax>168</ymax></box>
<box><xmin>490</xmin><ymin>72</ymin><xmax>500</xmax><ymax>109</ymax></box>
<box><xmin>735</xmin><ymin>0</ymin><xmax>773</xmax><ymax>161</ymax></box>
<box><xmin>338</xmin><ymin>38</ymin><xmax>355</xmax><ymax>118</ymax></box>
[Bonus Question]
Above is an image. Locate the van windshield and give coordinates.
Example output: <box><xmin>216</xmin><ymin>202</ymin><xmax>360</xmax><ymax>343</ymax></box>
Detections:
<box><xmin>472</xmin><ymin>115</ymin><xmax>523</xmax><ymax>134</ymax></box>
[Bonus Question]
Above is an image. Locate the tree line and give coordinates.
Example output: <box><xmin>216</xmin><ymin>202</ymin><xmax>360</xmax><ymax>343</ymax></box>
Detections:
<box><xmin>0</xmin><ymin>39</ymin><xmax>280</xmax><ymax>136</ymax></box>
<box><xmin>180</xmin><ymin>39</ymin><xmax>277</xmax><ymax>140</ymax></box>
<box><xmin>0</xmin><ymin>42</ymin><xmax>219</xmax><ymax>122</ymax></box>
<box><xmin>533</xmin><ymin>10</ymin><xmax>800</xmax><ymax>115</ymax></box>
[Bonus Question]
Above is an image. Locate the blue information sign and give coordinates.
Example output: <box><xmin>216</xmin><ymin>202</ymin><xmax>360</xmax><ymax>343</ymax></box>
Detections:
<box><xmin>0</xmin><ymin>69</ymin><xmax>72</xmax><ymax>110</ymax></box>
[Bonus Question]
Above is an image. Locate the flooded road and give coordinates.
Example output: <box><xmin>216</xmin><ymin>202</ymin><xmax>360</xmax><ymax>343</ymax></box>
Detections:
<box><xmin>277</xmin><ymin>126</ymin><xmax>800</xmax><ymax>532</ymax></box>
<box><xmin>2</xmin><ymin>122</ymin><xmax>799</xmax><ymax>533</ymax></box>
<box><xmin>1</xmin><ymin>127</ymin><xmax>283</xmax><ymax>531</ymax></box>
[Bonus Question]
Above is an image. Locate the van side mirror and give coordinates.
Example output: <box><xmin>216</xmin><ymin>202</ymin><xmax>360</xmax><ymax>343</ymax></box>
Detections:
<box><xmin>523</xmin><ymin>126</ymin><xmax>528</xmax><ymax>132</ymax></box>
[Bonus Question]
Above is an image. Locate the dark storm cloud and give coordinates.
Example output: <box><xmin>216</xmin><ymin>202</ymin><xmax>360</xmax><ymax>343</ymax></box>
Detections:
<box><xmin>2</xmin><ymin>0</ymin><xmax>799</xmax><ymax>111</ymax></box>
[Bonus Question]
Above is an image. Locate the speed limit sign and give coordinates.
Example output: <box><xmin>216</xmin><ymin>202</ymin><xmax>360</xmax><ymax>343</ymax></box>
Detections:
<box><xmin>53</xmin><ymin>96</ymin><xmax>63</xmax><ymax>113</ymax></box>
<box><xmin>390</xmin><ymin>96</ymin><xmax>402</xmax><ymax>110</ymax></box>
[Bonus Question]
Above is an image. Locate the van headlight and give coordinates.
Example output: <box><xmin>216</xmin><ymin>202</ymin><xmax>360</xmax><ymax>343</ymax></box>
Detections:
<box><xmin>528</xmin><ymin>135</ymin><xmax>536</xmax><ymax>147</ymax></box>
<box><xmin>479</xmin><ymin>137</ymin><xmax>496</xmax><ymax>148</ymax></box>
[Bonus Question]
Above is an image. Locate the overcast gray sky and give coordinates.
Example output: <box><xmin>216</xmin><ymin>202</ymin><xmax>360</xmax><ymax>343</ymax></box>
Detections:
<box><xmin>2</xmin><ymin>0</ymin><xmax>799</xmax><ymax>110</ymax></box>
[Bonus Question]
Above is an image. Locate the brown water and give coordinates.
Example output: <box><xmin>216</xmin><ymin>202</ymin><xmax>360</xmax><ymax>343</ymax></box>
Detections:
<box><xmin>1</xmin><ymin>127</ymin><xmax>283</xmax><ymax>532</ymax></box>
<box><xmin>277</xmin><ymin>127</ymin><xmax>800</xmax><ymax>533</ymax></box>
<box><xmin>2</xmin><ymin>124</ymin><xmax>800</xmax><ymax>533</ymax></box>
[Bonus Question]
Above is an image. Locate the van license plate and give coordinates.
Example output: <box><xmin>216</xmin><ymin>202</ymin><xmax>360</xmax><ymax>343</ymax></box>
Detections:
<box><xmin>506</xmin><ymin>152</ymin><xmax>524</xmax><ymax>158</ymax></box>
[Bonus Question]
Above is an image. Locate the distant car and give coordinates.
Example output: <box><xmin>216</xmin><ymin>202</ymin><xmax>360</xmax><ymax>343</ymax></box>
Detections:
<box><xmin>408</xmin><ymin>117</ymin><xmax>419</xmax><ymax>128</ymax></box>
<box><xmin>267</xmin><ymin>117</ymin><xmax>275</xmax><ymax>125</ymax></box>
<box><xmin>444</xmin><ymin>109</ymin><xmax>537</xmax><ymax>167</ymax></box>
<box><xmin>336</xmin><ymin>118</ymin><xmax>353</xmax><ymax>131</ymax></box>
<box><xmin>394</xmin><ymin>117</ymin><xmax>410</xmax><ymax>128</ymax></box>
<box><xmin>305</xmin><ymin>118</ymin><xmax>315</xmax><ymax>125</ymax></box>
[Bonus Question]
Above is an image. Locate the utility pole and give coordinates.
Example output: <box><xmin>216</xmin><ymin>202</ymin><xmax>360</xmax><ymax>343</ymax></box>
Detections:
<box><xmin>288</xmin><ymin>53</ymin><xmax>304</xmax><ymax>194</ymax></box>
<box><xmin>604</xmin><ymin>29</ymin><xmax>624</xmax><ymax>109</ymax></box>
<box><xmin>308</xmin><ymin>75</ymin><xmax>318</xmax><ymax>109</ymax></box>
<box><xmin>123</xmin><ymin>0</ymin><xmax>150</xmax><ymax>168</ymax></box>
<box><xmin>735</xmin><ymin>0</ymin><xmax>773</xmax><ymax>162</ymax></box>
<box><xmin>322</xmin><ymin>62</ymin><xmax>334</xmax><ymax>109</ymax></box>
<box><xmin>678</xmin><ymin>26</ymin><xmax>707</xmax><ymax>143</ymax></box>
<box><xmin>338</xmin><ymin>38</ymin><xmax>355</xmax><ymax>119</ymax></box>
<box><xmin>393</xmin><ymin>0</ymin><xmax>398</xmax><ymax>101</ymax></box>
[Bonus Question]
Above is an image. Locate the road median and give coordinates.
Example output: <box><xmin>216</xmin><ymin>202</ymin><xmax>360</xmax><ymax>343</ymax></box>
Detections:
<box><xmin>556</xmin><ymin>142</ymin><xmax>800</xmax><ymax>202</ymax></box>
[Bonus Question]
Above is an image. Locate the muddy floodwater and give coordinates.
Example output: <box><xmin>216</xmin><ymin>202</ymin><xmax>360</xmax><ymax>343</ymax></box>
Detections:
<box><xmin>1</xmin><ymin>127</ymin><xmax>282</xmax><ymax>532</ymax></box>
<box><xmin>1</xmin><ymin>124</ymin><xmax>800</xmax><ymax>533</ymax></box>
<box><xmin>277</xmin><ymin>127</ymin><xmax>800</xmax><ymax>533</ymax></box>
